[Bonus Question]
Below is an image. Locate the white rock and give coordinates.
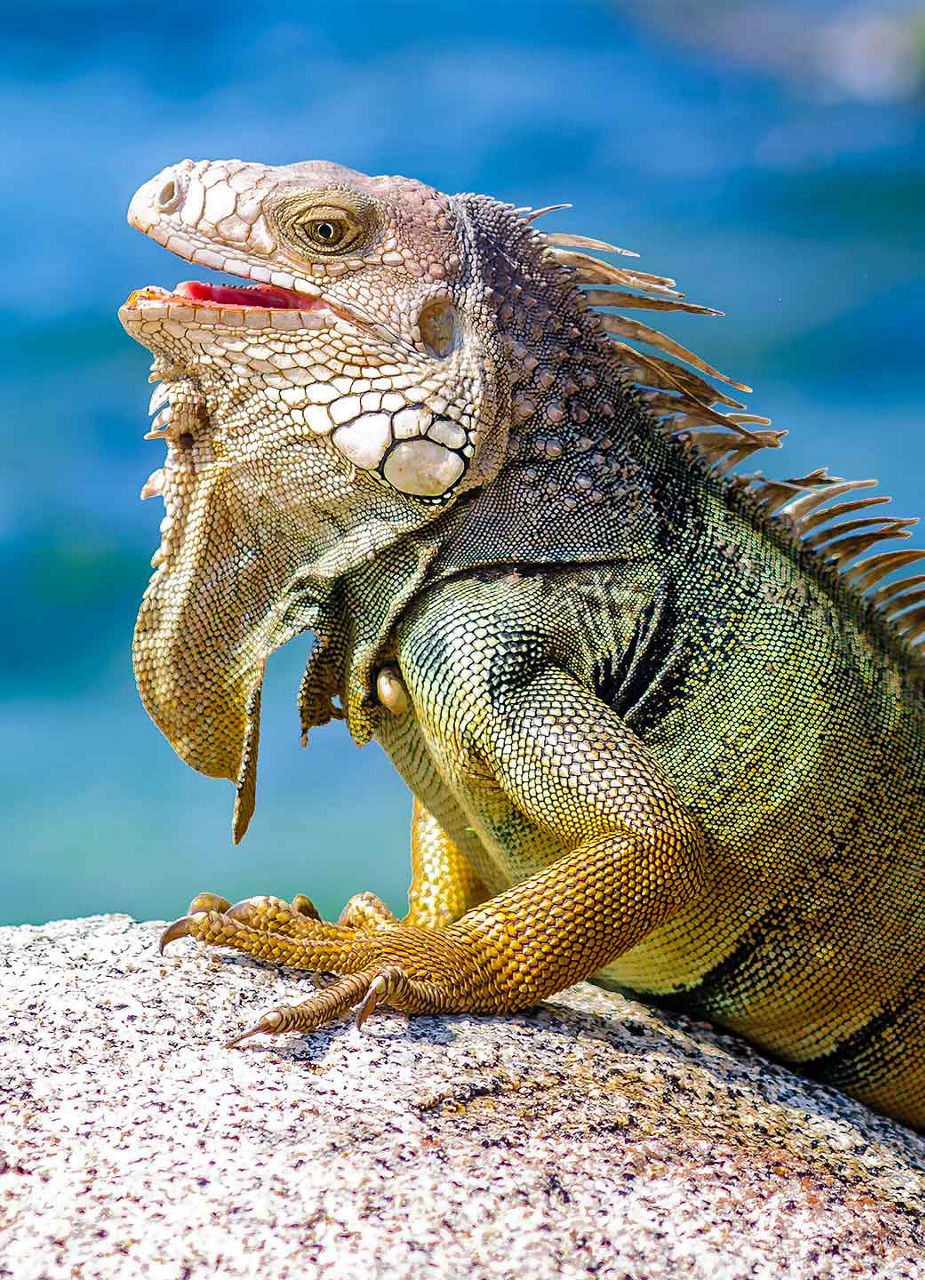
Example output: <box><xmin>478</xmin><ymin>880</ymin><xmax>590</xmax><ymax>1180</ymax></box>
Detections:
<box><xmin>1</xmin><ymin>916</ymin><xmax>924</xmax><ymax>1280</ymax></box>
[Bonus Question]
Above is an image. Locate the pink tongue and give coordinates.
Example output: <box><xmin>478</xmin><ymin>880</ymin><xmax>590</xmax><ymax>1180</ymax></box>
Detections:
<box><xmin>175</xmin><ymin>280</ymin><xmax>308</xmax><ymax>309</ymax></box>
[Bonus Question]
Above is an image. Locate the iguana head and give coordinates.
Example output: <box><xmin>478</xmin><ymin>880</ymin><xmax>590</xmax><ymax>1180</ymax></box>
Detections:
<box><xmin>121</xmin><ymin>158</ymin><xmax>521</xmax><ymax>836</ymax></box>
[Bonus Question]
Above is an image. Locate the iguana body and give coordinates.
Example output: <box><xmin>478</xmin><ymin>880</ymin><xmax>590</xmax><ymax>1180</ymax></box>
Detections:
<box><xmin>120</xmin><ymin>159</ymin><xmax>925</xmax><ymax>1127</ymax></box>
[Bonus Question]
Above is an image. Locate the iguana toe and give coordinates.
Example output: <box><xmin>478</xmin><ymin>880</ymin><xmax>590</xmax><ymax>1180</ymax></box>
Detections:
<box><xmin>226</xmin><ymin>966</ymin><xmax>442</xmax><ymax>1046</ymax></box>
<box><xmin>186</xmin><ymin>892</ymin><xmax>231</xmax><ymax>915</ymax></box>
<box><xmin>224</xmin><ymin>894</ymin><xmax>324</xmax><ymax>936</ymax></box>
<box><xmin>337</xmin><ymin>891</ymin><xmax>401</xmax><ymax>930</ymax></box>
<box><xmin>291</xmin><ymin>894</ymin><xmax>322</xmax><ymax>921</ymax></box>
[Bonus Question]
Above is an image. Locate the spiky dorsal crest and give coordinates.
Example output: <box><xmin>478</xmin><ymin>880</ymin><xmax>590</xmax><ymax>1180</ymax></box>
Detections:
<box><xmin>536</xmin><ymin>224</ymin><xmax>925</xmax><ymax>656</ymax></box>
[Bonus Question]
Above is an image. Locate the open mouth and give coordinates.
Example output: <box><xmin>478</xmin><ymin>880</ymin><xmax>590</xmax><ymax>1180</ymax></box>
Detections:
<box><xmin>122</xmin><ymin>278</ymin><xmax>334</xmax><ymax>328</ymax></box>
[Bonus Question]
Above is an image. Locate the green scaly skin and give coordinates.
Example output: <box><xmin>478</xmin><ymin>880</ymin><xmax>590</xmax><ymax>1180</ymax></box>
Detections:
<box><xmin>119</xmin><ymin>158</ymin><xmax>925</xmax><ymax>1127</ymax></box>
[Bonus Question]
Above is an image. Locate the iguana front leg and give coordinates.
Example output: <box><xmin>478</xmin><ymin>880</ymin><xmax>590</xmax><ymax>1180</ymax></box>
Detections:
<box><xmin>405</xmin><ymin>796</ymin><xmax>491</xmax><ymax>928</ymax></box>
<box><xmin>161</xmin><ymin>667</ymin><xmax>705</xmax><ymax>1044</ymax></box>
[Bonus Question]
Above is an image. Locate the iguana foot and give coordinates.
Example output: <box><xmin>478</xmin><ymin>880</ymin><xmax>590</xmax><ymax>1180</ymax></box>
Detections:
<box><xmin>159</xmin><ymin>891</ymin><xmax>474</xmax><ymax>1044</ymax></box>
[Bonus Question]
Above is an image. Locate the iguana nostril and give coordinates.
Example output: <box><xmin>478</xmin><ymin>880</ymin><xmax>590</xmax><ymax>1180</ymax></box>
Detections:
<box><xmin>156</xmin><ymin>178</ymin><xmax>181</xmax><ymax>212</ymax></box>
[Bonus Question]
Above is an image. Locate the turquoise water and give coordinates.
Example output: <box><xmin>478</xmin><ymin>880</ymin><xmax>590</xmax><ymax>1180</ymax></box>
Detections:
<box><xmin>3</xmin><ymin>0</ymin><xmax>924</xmax><ymax>925</ymax></box>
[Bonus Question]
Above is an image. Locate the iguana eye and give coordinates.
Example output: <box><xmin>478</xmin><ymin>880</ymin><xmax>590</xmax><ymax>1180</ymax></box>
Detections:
<box><xmin>274</xmin><ymin>194</ymin><xmax>373</xmax><ymax>259</ymax></box>
<box><xmin>307</xmin><ymin>220</ymin><xmax>343</xmax><ymax>246</ymax></box>
<box><xmin>295</xmin><ymin>210</ymin><xmax>362</xmax><ymax>253</ymax></box>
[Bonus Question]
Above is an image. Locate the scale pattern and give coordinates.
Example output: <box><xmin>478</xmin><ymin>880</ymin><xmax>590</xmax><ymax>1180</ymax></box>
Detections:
<box><xmin>120</xmin><ymin>158</ymin><xmax>925</xmax><ymax>1127</ymax></box>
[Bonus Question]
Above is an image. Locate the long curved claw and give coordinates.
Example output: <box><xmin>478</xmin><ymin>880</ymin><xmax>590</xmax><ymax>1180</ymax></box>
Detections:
<box><xmin>355</xmin><ymin>974</ymin><xmax>389</xmax><ymax>1029</ymax></box>
<box><xmin>225</xmin><ymin>1009</ymin><xmax>286</xmax><ymax>1049</ymax></box>
<box><xmin>187</xmin><ymin>892</ymin><xmax>231</xmax><ymax>914</ymax></box>
<box><xmin>159</xmin><ymin>915</ymin><xmax>197</xmax><ymax>953</ymax></box>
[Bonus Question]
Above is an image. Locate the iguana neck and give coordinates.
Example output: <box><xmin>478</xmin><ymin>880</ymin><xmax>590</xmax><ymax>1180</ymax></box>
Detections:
<box><xmin>309</xmin><ymin>223</ymin><xmax>699</xmax><ymax>744</ymax></box>
<box><xmin>299</xmin><ymin>526</ymin><xmax>447</xmax><ymax>748</ymax></box>
<box><xmin>436</xmin><ymin>194</ymin><xmax>685</xmax><ymax>574</ymax></box>
<box><xmin>318</xmin><ymin>388</ymin><xmax>689</xmax><ymax>753</ymax></box>
<box><xmin>302</xmin><ymin>196</ymin><xmax>712</xmax><ymax>750</ymax></box>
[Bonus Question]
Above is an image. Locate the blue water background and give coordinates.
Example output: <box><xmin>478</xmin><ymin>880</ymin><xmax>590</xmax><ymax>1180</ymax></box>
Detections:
<box><xmin>2</xmin><ymin>0</ymin><xmax>924</xmax><ymax>924</ymax></box>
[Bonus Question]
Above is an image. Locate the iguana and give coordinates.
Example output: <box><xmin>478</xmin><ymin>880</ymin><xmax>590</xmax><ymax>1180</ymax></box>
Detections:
<box><xmin>120</xmin><ymin>158</ymin><xmax>925</xmax><ymax>1128</ymax></box>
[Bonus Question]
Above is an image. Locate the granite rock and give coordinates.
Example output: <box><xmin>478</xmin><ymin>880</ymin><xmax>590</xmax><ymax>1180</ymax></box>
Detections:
<box><xmin>2</xmin><ymin>915</ymin><xmax>925</xmax><ymax>1279</ymax></box>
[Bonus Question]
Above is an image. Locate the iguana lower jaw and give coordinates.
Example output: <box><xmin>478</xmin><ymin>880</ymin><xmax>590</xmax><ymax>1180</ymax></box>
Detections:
<box><xmin>120</xmin><ymin>280</ymin><xmax>385</xmax><ymax>340</ymax></box>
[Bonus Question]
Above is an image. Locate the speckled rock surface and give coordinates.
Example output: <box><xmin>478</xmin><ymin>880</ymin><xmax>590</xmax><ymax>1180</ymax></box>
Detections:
<box><xmin>3</xmin><ymin>916</ymin><xmax>925</xmax><ymax>1279</ymax></box>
